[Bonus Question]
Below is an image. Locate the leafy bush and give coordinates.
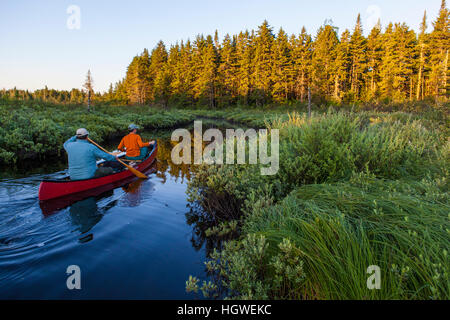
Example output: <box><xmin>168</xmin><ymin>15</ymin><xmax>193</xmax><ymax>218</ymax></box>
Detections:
<box><xmin>276</xmin><ymin>112</ymin><xmax>441</xmax><ymax>190</ymax></box>
<box><xmin>0</xmin><ymin>102</ymin><xmax>200</xmax><ymax>165</ymax></box>
<box><xmin>187</xmin><ymin>235</ymin><xmax>306</xmax><ymax>299</ymax></box>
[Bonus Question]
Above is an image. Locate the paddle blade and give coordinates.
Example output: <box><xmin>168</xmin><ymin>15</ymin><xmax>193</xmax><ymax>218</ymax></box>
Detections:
<box><xmin>128</xmin><ymin>166</ymin><xmax>148</xmax><ymax>179</ymax></box>
<box><xmin>117</xmin><ymin>159</ymin><xmax>148</xmax><ymax>179</ymax></box>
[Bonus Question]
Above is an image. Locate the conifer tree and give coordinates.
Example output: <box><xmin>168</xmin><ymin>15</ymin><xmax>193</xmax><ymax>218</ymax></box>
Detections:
<box><xmin>153</xmin><ymin>66</ymin><xmax>172</xmax><ymax>108</ymax></box>
<box><xmin>379</xmin><ymin>23</ymin><xmax>395</xmax><ymax>99</ymax></box>
<box><xmin>333</xmin><ymin>29</ymin><xmax>352</xmax><ymax>102</ymax></box>
<box><xmin>148</xmin><ymin>41</ymin><xmax>168</xmax><ymax>100</ymax></box>
<box><xmin>291</xmin><ymin>27</ymin><xmax>312</xmax><ymax>102</ymax></box>
<box><xmin>349</xmin><ymin>14</ymin><xmax>367</xmax><ymax>100</ymax></box>
<box><xmin>367</xmin><ymin>20</ymin><xmax>383</xmax><ymax>99</ymax></box>
<box><xmin>124</xmin><ymin>49</ymin><xmax>152</xmax><ymax>104</ymax></box>
<box><xmin>83</xmin><ymin>69</ymin><xmax>94</xmax><ymax>111</ymax></box>
<box><xmin>253</xmin><ymin>20</ymin><xmax>275</xmax><ymax>105</ymax></box>
<box><xmin>166</xmin><ymin>42</ymin><xmax>186</xmax><ymax>105</ymax></box>
<box><xmin>272</xmin><ymin>28</ymin><xmax>292</xmax><ymax>103</ymax></box>
<box><xmin>416</xmin><ymin>12</ymin><xmax>429</xmax><ymax>100</ymax></box>
<box><xmin>114</xmin><ymin>80</ymin><xmax>128</xmax><ymax>104</ymax></box>
<box><xmin>312</xmin><ymin>22</ymin><xmax>339</xmax><ymax>100</ymax></box>
<box><xmin>192</xmin><ymin>35</ymin><xmax>217</xmax><ymax>107</ymax></box>
<box><xmin>429</xmin><ymin>0</ymin><xmax>449</xmax><ymax>98</ymax></box>
<box><xmin>217</xmin><ymin>34</ymin><xmax>238</xmax><ymax>106</ymax></box>
<box><xmin>380</xmin><ymin>23</ymin><xmax>417</xmax><ymax>100</ymax></box>
<box><xmin>236</xmin><ymin>30</ymin><xmax>254</xmax><ymax>105</ymax></box>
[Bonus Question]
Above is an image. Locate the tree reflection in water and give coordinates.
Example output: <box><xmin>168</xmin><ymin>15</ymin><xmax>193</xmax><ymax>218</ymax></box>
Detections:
<box><xmin>155</xmin><ymin>138</ymin><xmax>239</xmax><ymax>257</ymax></box>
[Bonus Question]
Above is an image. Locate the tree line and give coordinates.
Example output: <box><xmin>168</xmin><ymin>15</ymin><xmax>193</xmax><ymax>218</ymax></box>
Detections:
<box><xmin>2</xmin><ymin>1</ymin><xmax>448</xmax><ymax>108</ymax></box>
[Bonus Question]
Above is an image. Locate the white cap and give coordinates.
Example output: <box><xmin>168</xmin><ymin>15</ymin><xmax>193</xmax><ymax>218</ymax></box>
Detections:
<box><xmin>76</xmin><ymin>128</ymin><xmax>89</xmax><ymax>137</ymax></box>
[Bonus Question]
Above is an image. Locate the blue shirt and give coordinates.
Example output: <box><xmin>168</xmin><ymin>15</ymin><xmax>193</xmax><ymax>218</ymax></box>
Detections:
<box><xmin>63</xmin><ymin>136</ymin><xmax>116</xmax><ymax>180</ymax></box>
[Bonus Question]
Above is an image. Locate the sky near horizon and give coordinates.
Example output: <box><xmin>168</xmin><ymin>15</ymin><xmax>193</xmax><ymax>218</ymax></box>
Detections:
<box><xmin>0</xmin><ymin>0</ymin><xmax>444</xmax><ymax>92</ymax></box>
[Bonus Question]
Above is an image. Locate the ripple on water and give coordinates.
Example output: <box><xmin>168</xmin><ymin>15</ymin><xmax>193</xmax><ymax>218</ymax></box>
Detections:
<box><xmin>0</xmin><ymin>162</ymin><xmax>208</xmax><ymax>299</ymax></box>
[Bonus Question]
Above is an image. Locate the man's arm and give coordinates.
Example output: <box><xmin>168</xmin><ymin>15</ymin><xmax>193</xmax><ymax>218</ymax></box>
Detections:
<box><xmin>137</xmin><ymin>135</ymin><xmax>150</xmax><ymax>148</ymax></box>
<box><xmin>93</xmin><ymin>146</ymin><xmax>117</xmax><ymax>162</ymax></box>
<box><xmin>63</xmin><ymin>136</ymin><xmax>77</xmax><ymax>150</ymax></box>
<box><xmin>117</xmin><ymin>137</ymin><xmax>125</xmax><ymax>151</ymax></box>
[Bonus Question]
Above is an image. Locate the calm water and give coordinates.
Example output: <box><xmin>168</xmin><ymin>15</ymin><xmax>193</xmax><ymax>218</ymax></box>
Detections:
<box><xmin>0</xmin><ymin>137</ymin><xmax>208</xmax><ymax>299</ymax></box>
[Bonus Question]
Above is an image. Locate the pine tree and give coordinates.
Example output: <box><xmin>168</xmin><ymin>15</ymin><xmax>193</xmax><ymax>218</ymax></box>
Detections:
<box><xmin>291</xmin><ymin>27</ymin><xmax>312</xmax><ymax>102</ymax></box>
<box><xmin>380</xmin><ymin>23</ymin><xmax>417</xmax><ymax>101</ymax></box>
<box><xmin>271</xmin><ymin>28</ymin><xmax>292</xmax><ymax>103</ymax></box>
<box><xmin>252</xmin><ymin>20</ymin><xmax>275</xmax><ymax>105</ymax></box>
<box><xmin>114</xmin><ymin>80</ymin><xmax>128</xmax><ymax>104</ymax></box>
<box><xmin>166</xmin><ymin>42</ymin><xmax>186</xmax><ymax>105</ymax></box>
<box><xmin>83</xmin><ymin>70</ymin><xmax>94</xmax><ymax>111</ymax></box>
<box><xmin>379</xmin><ymin>23</ymin><xmax>395</xmax><ymax>99</ymax></box>
<box><xmin>153</xmin><ymin>65</ymin><xmax>172</xmax><ymax>108</ymax></box>
<box><xmin>149</xmin><ymin>41</ymin><xmax>168</xmax><ymax>100</ymax></box>
<box><xmin>416</xmin><ymin>12</ymin><xmax>429</xmax><ymax>100</ymax></box>
<box><xmin>177</xmin><ymin>40</ymin><xmax>195</xmax><ymax>105</ymax></box>
<box><xmin>367</xmin><ymin>20</ymin><xmax>383</xmax><ymax>99</ymax></box>
<box><xmin>312</xmin><ymin>22</ymin><xmax>339</xmax><ymax>100</ymax></box>
<box><xmin>217</xmin><ymin>33</ymin><xmax>238</xmax><ymax>106</ymax></box>
<box><xmin>236</xmin><ymin>30</ymin><xmax>254</xmax><ymax>105</ymax></box>
<box><xmin>349</xmin><ymin>14</ymin><xmax>367</xmax><ymax>100</ymax></box>
<box><xmin>192</xmin><ymin>35</ymin><xmax>218</xmax><ymax>107</ymax></box>
<box><xmin>429</xmin><ymin>0</ymin><xmax>449</xmax><ymax>98</ymax></box>
<box><xmin>124</xmin><ymin>49</ymin><xmax>152</xmax><ymax>104</ymax></box>
<box><xmin>106</xmin><ymin>83</ymin><xmax>114</xmax><ymax>103</ymax></box>
<box><xmin>137</xmin><ymin>48</ymin><xmax>151</xmax><ymax>104</ymax></box>
<box><xmin>333</xmin><ymin>29</ymin><xmax>352</xmax><ymax>102</ymax></box>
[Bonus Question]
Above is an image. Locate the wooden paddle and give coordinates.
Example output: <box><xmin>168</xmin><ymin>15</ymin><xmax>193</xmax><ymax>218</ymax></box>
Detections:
<box><xmin>88</xmin><ymin>138</ymin><xmax>148</xmax><ymax>179</ymax></box>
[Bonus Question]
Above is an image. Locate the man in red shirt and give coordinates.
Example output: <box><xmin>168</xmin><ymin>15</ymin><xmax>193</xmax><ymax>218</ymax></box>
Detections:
<box><xmin>118</xmin><ymin>124</ymin><xmax>155</xmax><ymax>160</ymax></box>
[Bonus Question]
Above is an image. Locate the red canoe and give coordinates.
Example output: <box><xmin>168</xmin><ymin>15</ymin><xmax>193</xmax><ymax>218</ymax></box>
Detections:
<box><xmin>38</xmin><ymin>142</ymin><xmax>158</xmax><ymax>201</ymax></box>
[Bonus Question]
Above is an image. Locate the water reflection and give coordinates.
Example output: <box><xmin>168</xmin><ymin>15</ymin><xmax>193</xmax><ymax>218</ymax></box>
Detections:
<box><xmin>69</xmin><ymin>196</ymin><xmax>102</xmax><ymax>234</ymax></box>
<box><xmin>155</xmin><ymin>137</ymin><xmax>237</xmax><ymax>257</ymax></box>
<box><xmin>155</xmin><ymin>139</ymin><xmax>192</xmax><ymax>183</ymax></box>
<box><xmin>120</xmin><ymin>178</ymin><xmax>155</xmax><ymax>207</ymax></box>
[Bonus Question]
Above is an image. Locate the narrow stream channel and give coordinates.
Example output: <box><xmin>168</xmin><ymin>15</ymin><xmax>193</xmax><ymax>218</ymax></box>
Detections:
<box><xmin>0</xmin><ymin>132</ymin><xmax>209</xmax><ymax>299</ymax></box>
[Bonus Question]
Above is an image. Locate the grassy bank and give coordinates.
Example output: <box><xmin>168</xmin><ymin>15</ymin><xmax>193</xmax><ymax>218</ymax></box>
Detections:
<box><xmin>186</xmin><ymin>111</ymin><xmax>449</xmax><ymax>299</ymax></box>
<box><xmin>2</xmin><ymin>100</ymin><xmax>447</xmax><ymax>167</ymax></box>
<box><xmin>0</xmin><ymin>102</ymin><xmax>197</xmax><ymax>165</ymax></box>
<box><xmin>0</xmin><ymin>100</ymin><xmax>292</xmax><ymax>166</ymax></box>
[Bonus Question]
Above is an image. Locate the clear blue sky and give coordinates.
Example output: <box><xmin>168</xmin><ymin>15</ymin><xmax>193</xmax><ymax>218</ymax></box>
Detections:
<box><xmin>0</xmin><ymin>0</ymin><xmax>444</xmax><ymax>92</ymax></box>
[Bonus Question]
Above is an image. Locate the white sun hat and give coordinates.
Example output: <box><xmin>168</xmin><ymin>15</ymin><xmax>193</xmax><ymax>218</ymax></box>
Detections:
<box><xmin>76</xmin><ymin>128</ymin><xmax>89</xmax><ymax>137</ymax></box>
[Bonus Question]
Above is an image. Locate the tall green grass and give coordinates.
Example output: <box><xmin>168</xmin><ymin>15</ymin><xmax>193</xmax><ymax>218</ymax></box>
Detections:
<box><xmin>186</xmin><ymin>110</ymin><xmax>449</xmax><ymax>300</ymax></box>
<box><xmin>244</xmin><ymin>175</ymin><xmax>449</xmax><ymax>299</ymax></box>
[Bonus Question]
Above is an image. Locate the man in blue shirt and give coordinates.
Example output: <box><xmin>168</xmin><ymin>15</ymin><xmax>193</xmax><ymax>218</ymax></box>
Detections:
<box><xmin>63</xmin><ymin>128</ymin><xmax>119</xmax><ymax>180</ymax></box>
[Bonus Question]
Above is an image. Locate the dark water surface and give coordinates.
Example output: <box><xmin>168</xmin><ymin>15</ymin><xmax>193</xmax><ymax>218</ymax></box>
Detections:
<box><xmin>0</xmin><ymin>137</ymin><xmax>207</xmax><ymax>299</ymax></box>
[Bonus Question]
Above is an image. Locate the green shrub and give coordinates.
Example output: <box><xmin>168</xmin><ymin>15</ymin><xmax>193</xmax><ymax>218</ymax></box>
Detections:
<box><xmin>187</xmin><ymin>235</ymin><xmax>306</xmax><ymax>299</ymax></box>
<box><xmin>0</xmin><ymin>102</ymin><xmax>200</xmax><ymax>165</ymax></box>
